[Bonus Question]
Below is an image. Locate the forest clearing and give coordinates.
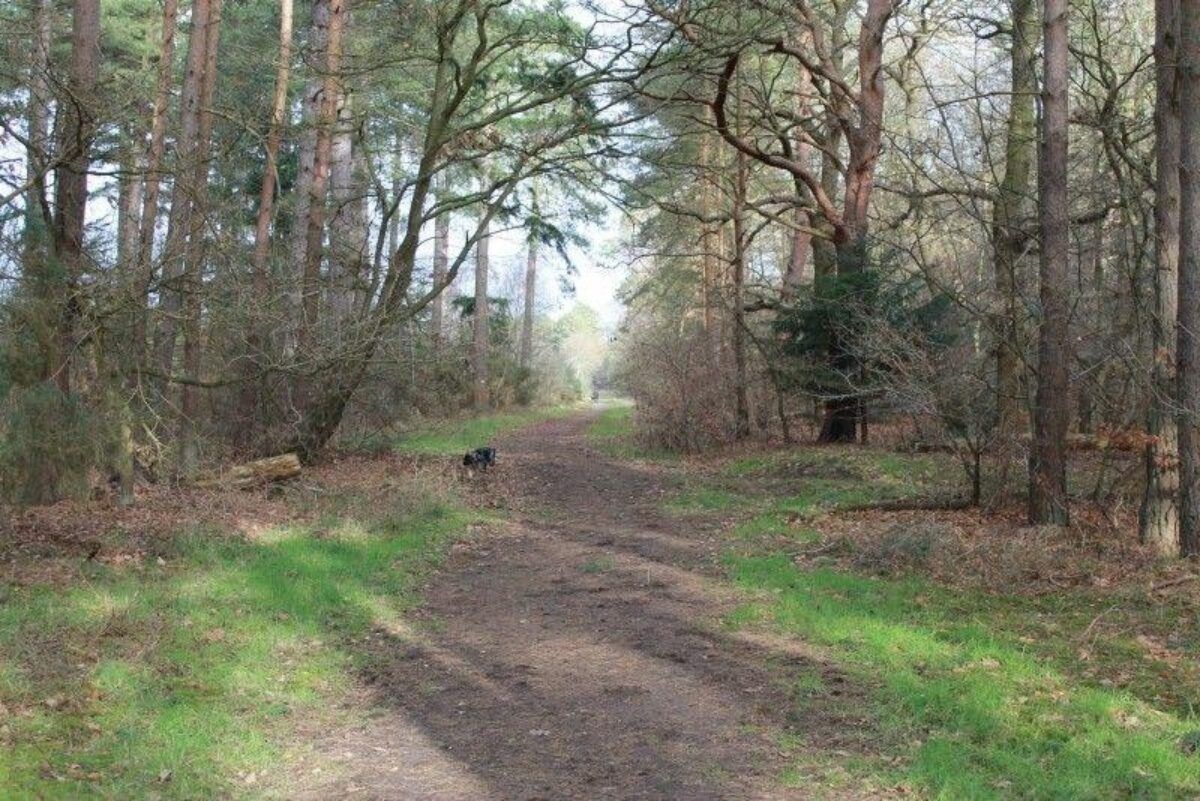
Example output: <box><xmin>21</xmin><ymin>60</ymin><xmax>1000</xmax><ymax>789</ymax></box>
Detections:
<box><xmin>4</xmin><ymin>0</ymin><xmax>1200</xmax><ymax>797</ymax></box>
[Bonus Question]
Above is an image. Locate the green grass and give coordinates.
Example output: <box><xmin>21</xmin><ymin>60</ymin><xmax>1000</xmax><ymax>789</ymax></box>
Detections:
<box><xmin>393</xmin><ymin>406</ymin><xmax>577</xmax><ymax>455</ymax></box>
<box><xmin>726</xmin><ymin>556</ymin><xmax>1200</xmax><ymax>799</ymax></box>
<box><xmin>669</xmin><ymin>448</ymin><xmax>952</xmax><ymax>542</ymax></box>
<box><xmin>665</xmin><ymin>442</ymin><xmax>1200</xmax><ymax>796</ymax></box>
<box><xmin>581</xmin><ymin>556</ymin><xmax>616</xmax><ymax>574</ymax></box>
<box><xmin>666</xmin><ymin>486</ymin><xmax>751</xmax><ymax>514</ymax></box>
<box><xmin>586</xmin><ymin>405</ymin><xmax>676</xmax><ymax>461</ymax></box>
<box><xmin>0</xmin><ymin>494</ymin><xmax>477</xmax><ymax>799</ymax></box>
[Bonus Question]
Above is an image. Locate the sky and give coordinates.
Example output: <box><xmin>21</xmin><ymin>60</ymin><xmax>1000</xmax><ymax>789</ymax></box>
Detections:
<box><xmin>473</xmin><ymin>207</ymin><xmax>628</xmax><ymax>332</ymax></box>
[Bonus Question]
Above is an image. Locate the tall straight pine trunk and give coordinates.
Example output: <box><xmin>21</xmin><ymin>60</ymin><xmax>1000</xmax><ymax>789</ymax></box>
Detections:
<box><xmin>1029</xmin><ymin>0</ymin><xmax>1071</xmax><ymax>525</ymax></box>
<box><xmin>993</xmin><ymin>0</ymin><xmax>1039</xmax><ymax>439</ymax></box>
<box><xmin>473</xmin><ymin>223</ymin><xmax>490</xmax><ymax>410</ymax></box>
<box><xmin>1142</xmin><ymin>0</ymin><xmax>1182</xmax><ymax>554</ymax></box>
<box><xmin>520</xmin><ymin>236</ymin><xmax>537</xmax><ymax>371</ymax></box>
<box><xmin>49</xmin><ymin>0</ymin><xmax>101</xmax><ymax>392</ymax></box>
<box><xmin>131</xmin><ymin>0</ymin><xmax>179</xmax><ymax>367</ymax></box>
<box><xmin>1177</xmin><ymin>0</ymin><xmax>1200</xmax><ymax>555</ymax></box>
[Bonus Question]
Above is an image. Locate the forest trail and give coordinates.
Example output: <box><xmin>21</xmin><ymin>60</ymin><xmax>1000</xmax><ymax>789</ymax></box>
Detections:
<box><xmin>295</xmin><ymin>411</ymin><xmax>872</xmax><ymax>800</ymax></box>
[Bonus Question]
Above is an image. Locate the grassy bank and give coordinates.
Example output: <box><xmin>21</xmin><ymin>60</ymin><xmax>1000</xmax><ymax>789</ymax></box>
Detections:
<box><xmin>645</xmin><ymin>429</ymin><xmax>1200</xmax><ymax>797</ymax></box>
<box><xmin>0</xmin><ymin>490</ymin><xmax>476</xmax><ymax>799</ymax></box>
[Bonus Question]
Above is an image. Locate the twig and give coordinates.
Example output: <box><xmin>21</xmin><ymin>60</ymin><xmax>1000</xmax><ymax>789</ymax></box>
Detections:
<box><xmin>1150</xmin><ymin>574</ymin><xmax>1200</xmax><ymax>593</ymax></box>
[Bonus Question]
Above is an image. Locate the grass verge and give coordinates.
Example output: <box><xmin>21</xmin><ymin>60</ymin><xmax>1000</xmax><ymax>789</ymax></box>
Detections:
<box><xmin>0</xmin><ymin>487</ymin><xmax>478</xmax><ymax>799</ymax></box>
<box><xmin>728</xmin><ymin>557</ymin><xmax>1200</xmax><ymax>798</ymax></box>
<box><xmin>699</xmin><ymin>445</ymin><xmax>1200</xmax><ymax>797</ymax></box>
<box><xmin>586</xmin><ymin>405</ymin><xmax>676</xmax><ymax>461</ymax></box>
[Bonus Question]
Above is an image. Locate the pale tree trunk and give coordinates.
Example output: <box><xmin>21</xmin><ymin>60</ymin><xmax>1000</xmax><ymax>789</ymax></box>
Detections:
<box><xmin>521</xmin><ymin>235</ymin><xmax>537</xmax><ymax>370</ymax></box>
<box><xmin>179</xmin><ymin>0</ymin><xmax>224</xmax><ymax>473</ymax></box>
<box><xmin>993</xmin><ymin>0</ymin><xmax>1038</xmax><ymax>438</ymax></box>
<box><xmin>431</xmin><ymin>184</ymin><xmax>449</xmax><ymax>351</ymax></box>
<box><xmin>23</xmin><ymin>0</ymin><xmax>51</xmax><ymax>264</ymax></box>
<box><xmin>329</xmin><ymin>87</ymin><xmax>368</xmax><ymax>319</ymax></box>
<box><xmin>811</xmin><ymin>122</ymin><xmax>841</xmax><ymax>280</ymax></box>
<box><xmin>286</xmin><ymin>0</ymin><xmax>330</xmax><ymax>354</ymax></box>
<box><xmin>732</xmin><ymin>78</ymin><xmax>750</xmax><ymax>440</ymax></box>
<box><xmin>783</xmin><ymin>61</ymin><xmax>814</xmax><ymax>297</ymax></box>
<box><xmin>299</xmin><ymin>0</ymin><xmax>346</xmax><ymax>348</ymax></box>
<box><xmin>1177</xmin><ymin>0</ymin><xmax>1200</xmax><ymax>555</ymax></box>
<box><xmin>699</xmin><ymin>134</ymin><xmax>718</xmax><ymax>358</ymax></box>
<box><xmin>387</xmin><ymin>138</ymin><xmax>402</xmax><ymax>279</ymax></box>
<box><xmin>1142</xmin><ymin>0</ymin><xmax>1182</xmax><ymax>555</ymax></box>
<box><xmin>1029</xmin><ymin>0</ymin><xmax>1071</xmax><ymax>525</ymax></box>
<box><xmin>473</xmin><ymin>223</ymin><xmax>491</xmax><ymax>410</ymax></box>
<box><xmin>116</xmin><ymin>137</ymin><xmax>144</xmax><ymax>277</ymax></box>
<box><xmin>132</xmin><ymin>0</ymin><xmax>179</xmax><ymax>366</ymax></box>
<box><xmin>250</xmin><ymin>0</ymin><xmax>293</xmax><ymax>294</ymax></box>
<box><xmin>49</xmin><ymin>0</ymin><xmax>101</xmax><ymax>393</ymax></box>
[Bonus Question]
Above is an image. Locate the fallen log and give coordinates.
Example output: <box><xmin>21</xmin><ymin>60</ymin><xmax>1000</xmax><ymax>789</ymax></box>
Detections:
<box><xmin>195</xmin><ymin>453</ymin><xmax>302</xmax><ymax>489</ymax></box>
<box><xmin>839</xmin><ymin>495</ymin><xmax>974</xmax><ymax>513</ymax></box>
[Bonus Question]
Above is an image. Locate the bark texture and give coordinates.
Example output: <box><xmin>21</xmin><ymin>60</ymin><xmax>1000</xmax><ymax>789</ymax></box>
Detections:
<box><xmin>1029</xmin><ymin>0</ymin><xmax>1071</xmax><ymax>525</ymax></box>
<box><xmin>1143</xmin><ymin>0</ymin><xmax>1183</xmax><ymax>554</ymax></box>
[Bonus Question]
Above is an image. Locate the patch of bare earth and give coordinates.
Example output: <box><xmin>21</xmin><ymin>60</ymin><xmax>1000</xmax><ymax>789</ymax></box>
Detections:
<box><xmin>292</xmin><ymin>413</ymin><xmax>896</xmax><ymax>800</ymax></box>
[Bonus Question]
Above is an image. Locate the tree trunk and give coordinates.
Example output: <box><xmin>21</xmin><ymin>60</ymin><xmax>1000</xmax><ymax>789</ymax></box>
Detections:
<box><xmin>239</xmin><ymin>0</ymin><xmax>293</xmax><ymax>433</ymax></box>
<box><xmin>179</xmin><ymin>0</ymin><xmax>224</xmax><ymax>473</ymax></box>
<box><xmin>431</xmin><ymin>185</ymin><xmax>449</xmax><ymax>351</ymax></box>
<box><xmin>1029</xmin><ymin>0</ymin><xmax>1071</xmax><ymax>526</ymax></box>
<box><xmin>1142</xmin><ymin>0</ymin><xmax>1182</xmax><ymax>555</ymax></box>
<box><xmin>286</xmin><ymin>0</ymin><xmax>330</xmax><ymax>355</ymax></box>
<box><xmin>472</xmin><ymin>222</ymin><xmax>490</xmax><ymax>410</ymax></box>
<box><xmin>116</xmin><ymin>140</ymin><xmax>144</xmax><ymax>279</ymax></box>
<box><xmin>782</xmin><ymin>51</ymin><xmax>814</xmax><ymax>297</ymax></box>
<box><xmin>299</xmin><ymin>0</ymin><xmax>346</xmax><ymax>348</ymax></box>
<box><xmin>699</xmin><ymin>134</ymin><xmax>718</xmax><ymax>359</ymax></box>
<box><xmin>732</xmin><ymin>144</ymin><xmax>750</xmax><ymax>440</ymax></box>
<box><xmin>1178</xmin><ymin>0</ymin><xmax>1200</xmax><ymax>555</ymax></box>
<box><xmin>196</xmin><ymin>452</ymin><xmax>302</xmax><ymax>488</ymax></box>
<box><xmin>521</xmin><ymin>235</ymin><xmax>537</xmax><ymax>370</ymax></box>
<box><xmin>23</xmin><ymin>0</ymin><xmax>51</xmax><ymax>267</ymax></box>
<box><xmin>816</xmin><ymin>0</ymin><xmax>894</xmax><ymax>444</ymax></box>
<box><xmin>329</xmin><ymin>85</ymin><xmax>368</xmax><ymax>319</ymax></box>
<box><xmin>131</xmin><ymin>0</ymin><xmax>179</xmax><ymax>367</ymax></box>
<box><xmin>49</xmin><ymin>0</ymin><xmax>102</xmax><ymax>393</ymax></box>
<box><xmin>993</xmin><ymin>0</ymin><xmax>1039</xmax><ymax>438</ymax></box>
<box><xmin>153</xmin><ymin>0</ymin><xmax>213</xmax><ymax>385</ymax></box>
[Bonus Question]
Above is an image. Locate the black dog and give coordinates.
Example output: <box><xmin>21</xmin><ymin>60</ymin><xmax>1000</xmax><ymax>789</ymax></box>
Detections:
<box><xmin>462</xmin><ymin>446</ymin><xmax>497</xmax><ymax>471</ymax></box>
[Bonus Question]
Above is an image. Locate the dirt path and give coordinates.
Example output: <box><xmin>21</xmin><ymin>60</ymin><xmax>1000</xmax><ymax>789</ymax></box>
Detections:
<box><xmin>296</xmin><ymin>412</ymin><xmax>869</xmax><ymax>800</ymax></box>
